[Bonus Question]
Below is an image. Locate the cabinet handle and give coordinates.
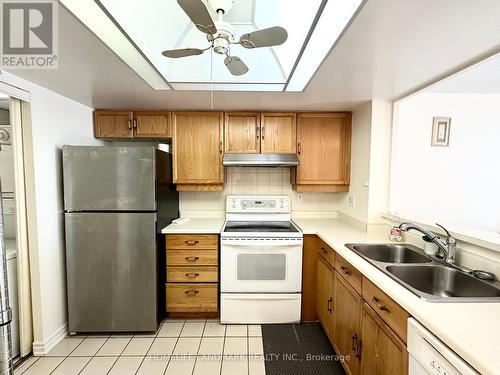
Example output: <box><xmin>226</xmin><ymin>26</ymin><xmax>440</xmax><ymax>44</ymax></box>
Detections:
<box><xmin>351</xmin><ymin>334</ymin><xmax>358</xmax><ymax>351</ymax></box>
<box><xmin>219</xmin><ymin>141</ymin><xmax>223</xmax><ymax>154</ymax></box>
<box><xmin>133</xmin><ymin>119</ymin><xmax>137</xmax><ymax>128</ymax></box>
<box><xmin>185</xmin><ymin>273</ymin><xmax>199</xmax><ymax>279</ymax></box>
<box><xmin>256</xmin><ymin>125</ymin><xmax>260</xmax><ymax>140</ymax></box>
<box><xmin>340</xmin><ymin>266</ymin><xmax>351</xmax><ymax>276</ymax></box>
<box><xmin>128</xmin><ymin>120</ymin><xmax>132</xmax><ymax>129</ymax></box>
<box><xmin>327</xmin><ymin>297</ymin><xmax>332</xmax><ymax>313</ymax></box>
<box><xmin>185</xmin><ymin>256</ymin><xmax>200</xmax><ymax>262</ymax></box>
<box><xmin>185</xmin><ymin>240</ymin><xmax>199</xmax><ymax>245</ymax></box>
<box><xmin>297</xmin><ymin>142</ymin><xmax>301</xmax><ymax>155</ymax></box>
<box><xmin>320</xmin><ymin>247</ymin><xmax>328</xmax><ymax>256</ymax></box>
<box><xmin>185</xmin><ymin>289</ymin><xmax>199</xmax><ymax>296</ymax></box>
<box><xmin>355</xmin><ymin>339</ymin><xmax>362</xmax><ymax>359</ymax></box>
<box><xmin>371</xmin><ymin>296</ymin><xmax>390</xmax><ymax>313</ymax></box>
<box><xmin>261</xmin><ymin>125</ymin><xmax>265</xmax><ymax>140</ymax></box>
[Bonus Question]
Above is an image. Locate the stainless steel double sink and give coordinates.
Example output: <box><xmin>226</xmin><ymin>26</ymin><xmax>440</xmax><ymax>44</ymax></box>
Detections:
<box><xmin>345</xmin><ymin>243</ymin><xmax>500</xmax><ymax>302</ymax></box>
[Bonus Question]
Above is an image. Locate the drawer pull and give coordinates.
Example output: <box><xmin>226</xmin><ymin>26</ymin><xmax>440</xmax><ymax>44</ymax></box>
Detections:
<box><xmin>327</xmin><ymin>297</ymin><xmax>333</xmax><ymax>313</ymax></box>
<box><xmin>351</xmin><ymin>334</ymin><xmax>358</xmax><ymax>351</ymax></box>
<box><xmin>340</xmin><ymin>266</ymin><xmax>351</xmax><ymax>276</ymax></box>
<box><xmin>185</xmin><ymin>240</ymin><xmax>200</xmax><ymax>245</ymax></box>
<box><xmin>185</xmin><ymin>256</ymin><xmax>200</xmax><ymax>262</ymax></box>
<box><xmin>185</xmin><ymin>273</ymin><xmax>200</xmax><ymax>279</ymax></box>
<box><xmin>371</xmin><ymin>297</ymin><xmax>390</xmax><ymax>313</ymax></box>
<box><xmin>185</xmin><ymin>289</ymin><xmax>199</xmax><ymax>296</ymax></box>
<box><xmin>320</xmin><ymin>248</ymin><xmax>328</xmax><ymax>255</ymax></box>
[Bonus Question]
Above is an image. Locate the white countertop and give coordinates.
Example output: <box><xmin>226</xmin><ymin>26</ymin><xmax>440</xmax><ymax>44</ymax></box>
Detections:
<box><xmin>161</xmin><ymin>217</ymin><xmax>225</xmax><ymax>234</ymax></box>
<box><xmin>161</xmin><ymin>216</ymin><xmax>500</xmax><ymax>374</ymax></box>
<box><xmin>293</xmin><ymin>218</ymin><xmax>500</xmax><ymax>375</ymax></box>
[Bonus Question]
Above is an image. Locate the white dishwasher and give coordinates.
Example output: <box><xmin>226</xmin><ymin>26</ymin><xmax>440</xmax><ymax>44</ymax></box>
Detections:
<box><xmin>408</xmin><ymin>318</ymin><xmax>479</xmax><ymax>375</ymax></box>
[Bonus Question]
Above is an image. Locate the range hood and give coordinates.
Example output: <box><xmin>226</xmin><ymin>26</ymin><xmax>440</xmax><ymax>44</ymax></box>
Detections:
<box><xmin>223</xmin><ymin>153</ymin><xmax>299</xmax><ymax>167</ymax></box>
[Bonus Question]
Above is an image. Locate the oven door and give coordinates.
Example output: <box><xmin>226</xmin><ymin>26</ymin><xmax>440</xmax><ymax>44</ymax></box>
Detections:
<box><xmin>220</xmin><ymin>238</ymin><xmax>303</xmax><ymax>293</ymax></box>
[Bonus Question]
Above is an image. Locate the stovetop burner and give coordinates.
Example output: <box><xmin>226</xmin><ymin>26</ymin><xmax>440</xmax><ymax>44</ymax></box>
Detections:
<box><xmin>224</xmin><ymin>221</ymin><xmax>299</xmax><ymax>233</ymax></box>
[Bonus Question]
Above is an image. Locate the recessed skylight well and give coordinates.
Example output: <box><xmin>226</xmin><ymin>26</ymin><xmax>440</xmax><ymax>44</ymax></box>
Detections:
<box><xmin>62</xmin><ymin>0</ymin><xmax>363</xmax><ymax>92</ymax></box>
<box><xmin>285</xmin><ymin>0</ymin><xmax>364</xmax><ymax>92</ymax></box>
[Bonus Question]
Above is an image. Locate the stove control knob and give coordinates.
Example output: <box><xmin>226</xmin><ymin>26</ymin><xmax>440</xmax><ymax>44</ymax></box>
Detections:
<box><xmin>242</xmin><ymin>202</ymin><xmax>247</xmax><ymax>209</ymax></box>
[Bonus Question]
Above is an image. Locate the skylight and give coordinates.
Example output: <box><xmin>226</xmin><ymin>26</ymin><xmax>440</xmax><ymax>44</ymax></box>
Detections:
<box><xmin>61</xmin><ymin>0</ymin><xmax>363</xmax><ymax>92</ymax></box>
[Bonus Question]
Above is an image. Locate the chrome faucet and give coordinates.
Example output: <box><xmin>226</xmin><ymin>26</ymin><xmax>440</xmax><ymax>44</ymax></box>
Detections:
<box><xmin>396</xmin><ymin>222</ymin><xmax>456</xmax><ymax>264</ymax></box>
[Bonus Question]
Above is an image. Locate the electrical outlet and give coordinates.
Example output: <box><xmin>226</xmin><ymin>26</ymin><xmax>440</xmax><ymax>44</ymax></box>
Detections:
<box><xmin>348</xmin><ymin>194</ymin><xmax>355</xmax><ymax>207</ymax></box>
<box><xmin>297</xmin><ymin>193</ymin><xmax>303</xmax><ymax>201</ymax></box>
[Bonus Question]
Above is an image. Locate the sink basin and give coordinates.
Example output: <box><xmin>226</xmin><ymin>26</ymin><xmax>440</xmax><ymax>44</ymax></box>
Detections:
<box><xmin>347</xmin><ymin>244</ymin><xmax>431</xmax><ymax>264</ymax></box>
<box><xmin>386</xmin><ymin>265</ymin><xmax>500</xmax><ymax>300</ymax></box>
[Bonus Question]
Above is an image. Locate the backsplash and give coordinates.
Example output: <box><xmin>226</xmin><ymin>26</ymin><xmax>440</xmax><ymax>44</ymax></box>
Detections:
<box><xmin>180</xmin><ymin>167</ymin><xmax>346</xmax><ymax>216</ymax></box>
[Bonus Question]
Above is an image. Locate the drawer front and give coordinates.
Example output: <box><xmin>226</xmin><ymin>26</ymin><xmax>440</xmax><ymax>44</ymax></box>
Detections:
<box><xmin>166</xmin><ymin>234</ymin><xmax>218</xmax><ymax>249</ymax></box>
<box><xmin>167</xmin><ymin>266</ymin><xmax>218</xmax><ymax>283</ymax></box>
<box><xmin>166</xmin><ymin>249</ymin><xmax>218</xmax><ymax>266</ymax></box>
<box><xmin>335</xmin><ymin>254</ymin><xmax>362</xmax><ymax>294</ymax></box>
<box><xmin>317</xmin><ymin>239</ymin><xmax>334</xmax><ymax>267</ymax></box>
<box><xmin>362</xmin><ymin>277</ymin><xmax>409</xmax><ymax>343</ymax></box>
<box><xmin>166</xmin><ymin>283</ymin><xmax>218</xmax><ymax>312</ymax></box>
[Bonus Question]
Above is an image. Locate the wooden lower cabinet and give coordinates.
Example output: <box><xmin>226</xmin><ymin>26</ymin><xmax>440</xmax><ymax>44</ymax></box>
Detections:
<box><xmin>305</xmin><ymin>235</ymin><xmax>409</xmax><ymax>375</ymax></box>
<box><xmin>301</xmin><ymin>235</ymin><xmax>318</xmax><ymax>321</ymax></box>
<box><xmin>166</xmin><ymin>233</ymin><xmax>219</xmax><ymax>315</ymax></box>
<box><xmin>360</xmin><ymin>303</ymin><xmax>408</xmax><ymax>375</ymax></box>
<box><xmin>316</xmin><ymin>255</ymin><xmax>334</xmax><ymax>338</ymax></box>
<box><xmin>333</xmin><ymin>271</ymin><xmax>362</xmax><ymax>375</ymax></box>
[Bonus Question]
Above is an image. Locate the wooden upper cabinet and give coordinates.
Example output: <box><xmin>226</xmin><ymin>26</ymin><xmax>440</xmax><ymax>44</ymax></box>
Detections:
<box><xmin>172</xmin><ymin>111</ymin><xmax>224</xmax><ymax>187</ymax></box>
<box><xmin>134</xmin><ymin>111</ymin><xmax>171</xmax><ymax>139</ymax></box>
<box><xmin>333</xmin><ymin>270</ymin><xmax>362</xmax><ymax>375</ymax></box>
<box><xmin>292</xmin><ymin>112</ymin><xmax>352</xmax><ymax>192</ymax></box>
<box><xmin>360</xmin><ymin>303</ymin><xmax>408</xmax><ymax>375</ymax></box>
<box><xmin>224</xmin><ymin>112</ymin><xmax>260</xmax><ymax>153</ymax></box>
<box><xmin>94</xmin><ymin>110</ymin><xmax>133</xmax><ymax>139</ymax></box>
<box><xmin>260</xmin><ymin>112</ymin><xmax>296</xmax><ymax>153</ymax></box>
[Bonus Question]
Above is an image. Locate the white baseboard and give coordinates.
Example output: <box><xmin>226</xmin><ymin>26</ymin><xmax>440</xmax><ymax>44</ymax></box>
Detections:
<box><xmin>32</xmin><ymin>323</ymin><xmax>68</xmax><ymax>356</ymax></box>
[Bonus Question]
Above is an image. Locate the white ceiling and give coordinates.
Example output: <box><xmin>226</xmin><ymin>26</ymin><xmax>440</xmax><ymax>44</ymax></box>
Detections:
<box><xmin>427</xmin><ymin>53</ymin><xmax>500</xmax><ymax>94</ymax></box>
<box><xmin>7</xmin><ymin>0</ymin><xmax>500</xmax><ymax>110</ymax></box>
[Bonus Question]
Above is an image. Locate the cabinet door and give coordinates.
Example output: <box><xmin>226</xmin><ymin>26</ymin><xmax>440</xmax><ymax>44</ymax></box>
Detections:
<box><xmin>316</xmin><ymin>255</ymin><xmax>334</xmax><ymax>338</ymax></box>
<box><xmin>301</xmin><ymin>235</ymin><xmax>318</xmax><ymax>321</ymax></box>
<box><xmin>224</xmin><ymin>112</ymin><xmax>260</xmax><ymax>153</ymax></box>
<box><xmin>333</xmin><ymin>271</ymin><xmax>361</xmax><ymax>375</ymax></box>
<box><xmin>295</xmin><ymin>113</ymin><xmax>351</xmax><ymax>185</ymax></box>
<box><xmin>94</xmin><ymin>110</ymin><xmax>133</xmax><ymax>138</ymax></box>
<box><xmin>260</xmin><ymin>113</ymin><xmax>296</xmax><ymax>153</ymax></box>
<box><xmin>172</xmin><ymin>112</ymin><xmax>224</xmax><ymax>184</ymax></box>
<box><xmin>360</xmin><ymin>303</ymin><xmax>408</xmax><ymax>375</ymax></box>
<box><xmin>134</xmin><ymin>111</ymin><xmax>171</xmax><ymax>138</ymax></box>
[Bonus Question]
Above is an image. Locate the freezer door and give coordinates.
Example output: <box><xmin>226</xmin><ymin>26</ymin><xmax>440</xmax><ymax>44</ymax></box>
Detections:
<box><xmin>65</xmin><ymin>212</ymin><xmax>157</xmax><ymax>332</ymax></box>
<box><xmin>63</xmin><ymin>146</ymin><xmax>156</xmax><ymax>211</ymax></box>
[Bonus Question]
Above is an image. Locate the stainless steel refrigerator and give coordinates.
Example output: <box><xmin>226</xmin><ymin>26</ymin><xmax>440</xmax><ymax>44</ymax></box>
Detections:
<box><xmin>63</xmin><ymin>146</ymin><xmax>179</xmax><ymax>333</ymax></box>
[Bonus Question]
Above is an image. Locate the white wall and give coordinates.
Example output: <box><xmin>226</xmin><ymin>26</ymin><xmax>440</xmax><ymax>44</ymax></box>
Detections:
<box><xmin>367</xmin><ymin>100</ymin><xmax>393</xmax><ymax>224</ymax></box>
<box><xmin>391</xmin><ymin>93</ymin><xmax>500</xmax><ymax>233</ymax></box>
<box><xmin>0</xmin><ymin>72</ymin><xmax>102</xmax><ymax>352</ymax></box>
<box><xmin>180</xmin><ymin>167</ymin><xmax>344</xmax><ymax>217</ymax></box>
<box><xmin>339</xmin><ymin>102</ymin><xmax>372</xmax><ymax>223</ymax></box>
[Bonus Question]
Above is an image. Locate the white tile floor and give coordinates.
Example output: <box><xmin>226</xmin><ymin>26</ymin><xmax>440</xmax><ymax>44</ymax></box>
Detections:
<box><xmin>14</xmin><ymin>319</ymin><xmax>265</xmax><ymax>375</ymax></box>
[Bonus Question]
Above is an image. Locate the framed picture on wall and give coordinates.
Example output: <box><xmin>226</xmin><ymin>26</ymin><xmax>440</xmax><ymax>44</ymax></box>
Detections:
<box><xmin>431</xmin><ymin>117</ymin><xmax>451</xmax><ymax>146</ymax></box>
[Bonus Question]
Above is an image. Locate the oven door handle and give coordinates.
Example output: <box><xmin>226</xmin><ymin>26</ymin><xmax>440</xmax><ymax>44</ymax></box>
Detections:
<box><xmin>221</xmin><ymin>240</ymin><xmax>302</xmax><ymax>247</ymax></box>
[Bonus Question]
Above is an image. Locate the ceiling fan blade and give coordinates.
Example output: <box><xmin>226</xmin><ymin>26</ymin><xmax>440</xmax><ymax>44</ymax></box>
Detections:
<box><xmin>224</xmin><ymin>56</ymin><xmax>249</xmax><ymax>76</ymax></box>
<box><xmin>239</xmin><ymin>26</ymin><xmax>288</xmax><ymax>48</ymax></box>
<box><xmin>162</xmin><ymin>48</ymin><xmax>205</xmax><ymax>58</ymax></box>
<box><xmin>177</xmin><ymin>0</ymin><xmax>217</xmax><ymax>35</ymax></box>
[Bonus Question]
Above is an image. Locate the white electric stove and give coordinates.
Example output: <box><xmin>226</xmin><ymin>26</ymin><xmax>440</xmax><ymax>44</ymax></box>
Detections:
<box><xmin>220</xmin><ymin>196</ymin><xmax>303</xmax><ymax>324</ymax></box>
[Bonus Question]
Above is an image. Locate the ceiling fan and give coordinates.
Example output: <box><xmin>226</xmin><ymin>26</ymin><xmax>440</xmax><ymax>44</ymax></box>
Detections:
<box><xmin>162</xmin><ymin>0</ymin><xmax>288</xmax><ymax>76</ymax></box>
